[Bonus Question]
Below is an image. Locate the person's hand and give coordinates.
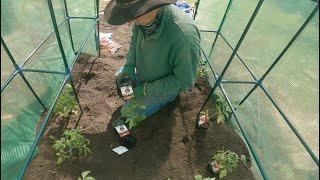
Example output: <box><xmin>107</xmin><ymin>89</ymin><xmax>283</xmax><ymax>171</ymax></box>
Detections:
<box><xmin>117</xmin><ymin>64</ymin><xmax>135</xmax><ymax>83</ymax></box>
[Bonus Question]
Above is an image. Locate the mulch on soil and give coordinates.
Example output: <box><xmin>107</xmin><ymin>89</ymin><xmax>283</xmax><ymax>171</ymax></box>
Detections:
<box><xmin>25</xmin><ymin>13</ymin><xmax>255</xmax><ymax>180</ymax></box>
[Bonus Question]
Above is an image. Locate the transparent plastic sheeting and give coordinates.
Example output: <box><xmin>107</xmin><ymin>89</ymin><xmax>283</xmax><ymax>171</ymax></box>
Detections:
<box><xmin>195</xmin><ymin>0</ymin><xmax>319</xmax><ymax>179</ymax></box>
<box><xmin>1</xmin><ymin>0</ymin><xmax>98</xmax><ymax>179</ymax></box>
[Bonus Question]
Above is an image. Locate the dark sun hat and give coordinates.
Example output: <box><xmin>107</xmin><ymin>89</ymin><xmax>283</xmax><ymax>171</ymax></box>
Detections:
<box><xmin>104</xmin><ymin>0</ymin><xmax>176</xmax><ymax>25</ymax></box>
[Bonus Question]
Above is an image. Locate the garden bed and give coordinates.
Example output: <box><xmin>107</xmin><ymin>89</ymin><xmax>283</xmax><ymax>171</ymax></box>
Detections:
<box><xmin>25</xmin><ymin>14</ymin><xmax>254</xmax><ymax>180</ymax></box>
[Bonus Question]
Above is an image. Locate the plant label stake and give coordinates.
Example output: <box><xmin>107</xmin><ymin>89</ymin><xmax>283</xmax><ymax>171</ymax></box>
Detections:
<box><xmin>115</xmin><ymin>124</ymin><xmax>130</xmax><ymax>138</ymax></box>
<box><xmin>112</xmin><ymin>146</ymin><xmax>129</xmax><ymax>155</ymax></box>
<box><xmin>117</xmin><ymin>76</ymin><xmax>134</xmax><ymax>101</ymax></box>
<box><xmin>196</xmin><ymin>111</ymin><xmax>210</xmax><ymax>129</ymax></box>
<box><xmin>208</xmin><ymin>161</ymin><xmax>221</xmax><ymax>175</ymax></box>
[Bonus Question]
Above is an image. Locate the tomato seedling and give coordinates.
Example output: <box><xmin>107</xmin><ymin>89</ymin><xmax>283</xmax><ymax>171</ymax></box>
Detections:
<box><xmin>210</xmin><ymin>150</ymin><xmax>246</xmax><ymax>179</ymax></box>
<box><xmin>197</xmin><ymin>60</ymin><xmax>208</xmax><ymax>79</ymax></box>
<box><xmin>54</xmin><ymin>84</ymin><xmax>78</xmax><ymax>119</ymax></box>
<box><xmin>121</xmin><ymin>100</ymin><xmax>146</xmax><ymax>129</ymax></box>
<box><xmin>212</xmin><ymin>93</ymin><xmax>232</xmax><ymax>124</ymax></box>
<box><xmin>53</xmin><ymin>130</ymin><xmax>91</xmax><ymax>165</ymax></box>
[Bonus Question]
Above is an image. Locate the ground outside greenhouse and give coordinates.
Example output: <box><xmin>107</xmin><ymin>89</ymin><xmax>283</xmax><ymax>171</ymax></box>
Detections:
<box><xmin>25</xmin><ymin>12</ymin><xmax>255</xmax><ymax>180</ymax></box>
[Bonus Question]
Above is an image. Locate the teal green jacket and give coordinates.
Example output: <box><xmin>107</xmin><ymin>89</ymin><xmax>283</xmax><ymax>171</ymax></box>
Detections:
<box><xmin>126</xmin><ymin>5</ymin><xmax>201</xmax><ymax>98</ymax></box>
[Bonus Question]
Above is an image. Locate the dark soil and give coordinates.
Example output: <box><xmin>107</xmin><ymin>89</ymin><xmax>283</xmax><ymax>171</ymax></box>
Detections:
<box><xmin>25</xmin><ymin>9</ymin><xmax>255</xmax><ymax>180</ymax></box>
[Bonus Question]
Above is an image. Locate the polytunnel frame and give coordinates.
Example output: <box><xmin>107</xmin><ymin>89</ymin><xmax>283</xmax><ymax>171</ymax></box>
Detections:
<box><xmin>193</xmin><ymin>0</ymin><xmax>319</xmax><ymax>179</ymax></box>
<box><xmin>1</xmin><ymin>0</ymin><xmax>100</xmax><ymax>178</ymax></box>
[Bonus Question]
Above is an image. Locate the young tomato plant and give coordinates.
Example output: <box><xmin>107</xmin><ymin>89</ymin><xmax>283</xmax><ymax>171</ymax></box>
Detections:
<box><xmin>197</xmin><ymin>67</ymin><xmax>207</xmax><ymax>78</ymax></box>
<box><xmin>54</xmin><ymin>83</ymin><xmax>78</xmax><ymax>119</ymax></box>
<box><xmin>78</xmin><ymin>171</ymin><xmax>95</xmax><ymax>180</ymax></box>
<box><xmin>121</xmin><ymin>100</ymin><xmax>146</xmax><ymax>129</ymax></box>
<box><xmin>197</xmin><ymin>60</ymin><xmax>208</xmax><ymax>79</ymax></box>
<box><xmin>198</xmin><ymin>110</ymin><xmax>210</xmax><ymax>128</ymax></box>
<box><xmin>211</xmin><ymin>150</ymin><xmax>246</xmax><ymax>179</ymax></box>
<box><xmin>212</xmin><ymin>93</ymin><xmax>232</xmax><ymax>124</ymax></box>
<box><xmin>53</xmin><ymin>130</ymin><xmax>91</xmax><ymax>165</ymax></box>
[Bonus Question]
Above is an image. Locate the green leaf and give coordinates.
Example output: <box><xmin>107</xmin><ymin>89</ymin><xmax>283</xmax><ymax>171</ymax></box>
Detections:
<box><xmin>57</xmin><ymin>157</ymin><xmax>63</xmax><ymax>165</ymax></box>
<box><xmin>129</xmin><ymin>120</ymin><xmax>134</xmax><ymax>129</ymax></box>
<box><xmin>125</xmin><ymin>118</ymin><xmax>130</xmax><ymax>123</ymax></box>
<box><xmin>86</xmin><ymin>177</ymin><xmax>95</xmax><ymax>180</ymax></box>
<box><xmin>212</xmin><ymin>93</ymin><xmax>220</xmax><ymax>101</ymax></box>
<box><xmin>217</xmin><ymin>114</ymin><xmax>224</xmax><ymax>124</ymax></box>
<box><xmin>240</xmin><ymin>155</ymin><xmax>246</xmax><ymax>164</ymax></box>
<box><xmin>219</xmin><ymin>169</ymin><xmax>227</xmax><ymax>178</ymax></box>
<box><xmin>222</xmin><ymin>111</ymin><xmax>229</xmax><ymax>119</ymax></box>
<box><xmin>194</xmin><ymin>174</ymin><xmax>203</xmax><ymax>180</ymax></box>
<box><xmin>82</xmin><ymin>171</ymin><xmax>91</xmax><ymax>178</ymax></box>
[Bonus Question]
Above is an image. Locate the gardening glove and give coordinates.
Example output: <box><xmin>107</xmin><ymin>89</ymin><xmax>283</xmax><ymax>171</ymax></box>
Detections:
<box><xmin>133</xmin><ymin>83</ymin><xmax>146</xmax><ymax>98</ymax></box>
<box><xmin>117</xmin><ymin>64</ymin><xmax>135</xmax><ymax>83</ymax></box>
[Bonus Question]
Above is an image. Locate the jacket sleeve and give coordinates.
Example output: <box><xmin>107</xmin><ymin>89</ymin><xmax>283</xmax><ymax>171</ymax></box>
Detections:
<box><xmin>126</xmin><ymin>26</ymin><xmax>137</xmax><ymax>66</ymax></box>
<box><xmin>144</xmin><ymin>42</ymin><xmax>200</xmax><ymax>98</ymax></box>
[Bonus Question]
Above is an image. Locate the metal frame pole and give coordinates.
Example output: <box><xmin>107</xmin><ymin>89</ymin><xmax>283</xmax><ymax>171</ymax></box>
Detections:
<box><xmin>1</xmin><ymin>70</ymin><xmax>19</xmax><ymax>92</ymax></box>
<box><xmin>200</xmin><ymin>47</ymin><xmax>218</xmax><ymax>80</ymax></box>
<box><xmin>16</xmin><ymin>18</ymin><xmax>96</xmax><ymax>180</ymax></box>
<box><xmin>198</xmin><ymin>1</ymin><xmax>319</xmax><ymax>178</ymax></box>
<box><xmin>63</xmin><ymin>0</ymin><xmax>76</xmax><ymax>53</ymax></box>
<box><xmin>21</xmin><ymin>68</ymin><xmax>66</xmax><ymax>75</ymax></box>
<box><xmin>221</xmin><ymin>80</ymin><xmax>257</xmax><ymax>84</ymax></box>
<box><xmin>219</xmin><ymin>33</ymin><xmax>258</xmax><ymax>81</ymax></box>
<box><xmin>69</xmin><ymin>16</ymin><xmax>97</xmax><ymax>20</ymax></box>
<box><xmin>95</xmin><ymin>0</ymin><xmax>101</xmax><ymax>57</ymax></box>
<box><xmin>260</xmin><ymin>84</ymin><xmax>319</xmax><ymax>166</ymax></box>
<box><xmin>17</xmin><ymin>75</ymin><xmax>70</xmax><ymax>179</ymax></box>
<box><xmin>239</xmin><ymin>4</ymin><xmax>319</xmax><ymax>106</ymax></box>
<box><xmin>47</xmin><ymin>0</ymin><xmax>70</xmax><ymax>74</ymax></box>
<box><xmin>47</xmin><ymin>0</ymin><xmax>83</xmax><ymax>113</ymax></box>
<box><xmin>199</xmin><ymin>30</ymin><xmax>218</xmax><ymax>33</ymax></box>
<box><xmin>20</xmin><ymin>19</ymin><xmax>68</xmax><ymax>67</ymax></box>
<box><xmin>218</xmin><ymin>84</ymin><xmax>269</xmax><ymax>179</ymax></box>
<box><xmin>197</xmin><ymin>0</ymin><xmax>265</xmax><ymax>115</ymax></box>
<box><xmin>1</xmin><ymin>37</ymin><xmax>46</xmax><ymax>109</ymax></box>
<box><xmin>69</xmin><ymin>23</ymin><xmax>97</xmax><ymax>72</ymax></box>
<box><xmin>193</xmin><ymin>0</ymin><xmax>200</xmax><ymax>20</ymax></box>
<box><xmin>197</xmin><ymin>4</ymin><xmax>267</xmax><ymax>177</ymax></box>
<box><xmin>1</xmin><ymin>1</ymin><xmax>99</xmax><ymax>179</ymax></box>
<box><xmin>208</xmin><ymin>0</ymin><xmax>233</xmax><ymax>57</ymax></box>
<box><xmin>199</xmin><ymin>46</ymin><xmax>269</xmax><ymax>180</ymax></box>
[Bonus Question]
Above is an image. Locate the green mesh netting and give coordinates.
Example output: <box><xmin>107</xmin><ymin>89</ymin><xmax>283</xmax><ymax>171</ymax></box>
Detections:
<box><xmin>195</xmin><ymin>0</ymin><xmax>319</xmax><ymax>179</ymax></box>
<box><xmin>1</xmin><ymin>0</ymin><xmax>98</xmax><ymax>179</ymax></box>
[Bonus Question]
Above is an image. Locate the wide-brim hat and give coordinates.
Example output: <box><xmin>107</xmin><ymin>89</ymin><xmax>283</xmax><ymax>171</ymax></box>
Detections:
<box><xmin>104</xmin><ymin>0</ymin><xmax>176</xmax><ymax>25</ymax></box>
